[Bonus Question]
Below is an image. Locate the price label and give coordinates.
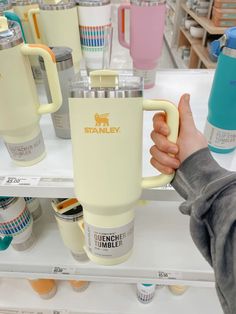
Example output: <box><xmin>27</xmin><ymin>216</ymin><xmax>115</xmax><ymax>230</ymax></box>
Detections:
<box><xmin>2</xmin><ymin>176</ymin><xmax>40</xmax><ymax>187</ymax></box>
<box><xmin>157</xmin><ymin>271</ymin><xmax>182</xmax><ymax>280</ymax></box>
<box><xmin>52</xmin><ymin>266</ymin><xmax>77</xmax><ymax>275</ymax></box>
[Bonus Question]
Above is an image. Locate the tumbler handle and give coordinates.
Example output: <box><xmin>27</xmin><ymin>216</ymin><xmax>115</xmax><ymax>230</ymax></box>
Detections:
<box><xmin>0</xmin><ymin>236</ymin><xmax>12</xmax><ymax>251</ymax></box>
<box><xmin>142</xmin><ymin>99</ymin><xmax>179</xmax><ymax>188</ymax></box>
<box><xmin>28</xmin><ymin>8</ymin><xmax>41</xmax><ymax>44</ymax></box>
<box><xmin>21</xmin><ymin>44</ymin><xmax>62</xmax><ymax>114</ymax></box>
<box><xmin>118</xmin><ymin>4</ymin><xmax>130</xmax><ymax>49</ymax></box>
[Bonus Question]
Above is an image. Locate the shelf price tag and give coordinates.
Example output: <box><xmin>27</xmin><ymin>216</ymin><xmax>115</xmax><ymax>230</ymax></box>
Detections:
<box><xmin>1</xmin><ymin>176</ymin><xmax>40</xmax><ymax>187</ymax></box>
<box><xmin>52</xmin><ymin>266</ymin><xmax>77</xmax><ymax>275</ymax></box>
<box><xmin>0</xmin><ymin>310</ymin><xmax>64</xmax><ymax>314</ymax></box>
<box><xmin>157</xmin><ymin>271</ymin><xmax>182</xmax><ymax>280</ymax></box>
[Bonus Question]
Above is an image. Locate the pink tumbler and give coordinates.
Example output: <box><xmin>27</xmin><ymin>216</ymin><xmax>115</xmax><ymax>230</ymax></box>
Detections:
<box><xmin>118</xmin><ymin>0</ymin><xmax>166</xmax><ymax>89</ymax></box>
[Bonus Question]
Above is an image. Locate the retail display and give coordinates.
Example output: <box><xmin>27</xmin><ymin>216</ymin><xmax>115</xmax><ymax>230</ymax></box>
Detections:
<box><xmin>0</xmin><ymin>18</ymin><xmax>62</xmax><ymax>166</ymax></box>
<box><xmin>51</xmin><ymin>198</ymin><xmax>88</xmax><ymax>262</ymax></box>
<box><xmin>77</xmin><ymin>0</ymin><xmax>112</xmax><ymax>71</ymax></box>
<box><xmin>214</xmin><ymin>0</ymin><xmax>236</xmax><ymax>9</ymax></box>
<box><xmin>118</xmin><ymin>0</ymin><xmax>166</xmax><ymax>88</ymax></box>
<box><xmin>24</xmin><ymin>197</ymin><xmax>42</xmax><ymax>221</ymax></box>
<box><xmin>28</xmin><ymin>0</ymin><xmax>82</xmax><ymax>72</ymax></box>
<box><xmin>69</xmin><ymin>280</ymin><xmax>89</xmax><ymax>292</ymax></box>
<box><xmin>0</xmin><ymin>197</ymin><xmax>34</xmax><ymax>251</ymax></box>
<box><xmin>204</xmin><ymin>27</ymin><xmax>236</xmax><ymax>153</ymax></box>
<box><xmin>13</xmin><ymin>0</ymin><xmax>42</xmax><ymax>80</ymax></box>
<box><xmin>40</xmin><ymin>46</ymin><xmax>74</xmax><ymax>139</ymax></box>
<box><xmin>136</xmin><ymin>283</ymin><xmax>156</xmax><ymax>304</ymax></box>
<box><xmin>69</xmin><ymin>69</ymin><xmax>179</xmax><ymax>265</ymax></box>
<box><xmin>29</xmin><ymin>279</ymin><xmax>57</xmax><ymax>299</ymax></box>
<box><xmin>0</xmin><ymin>0</ymin><xmax>233</xmax><ymax>312</ymax></box>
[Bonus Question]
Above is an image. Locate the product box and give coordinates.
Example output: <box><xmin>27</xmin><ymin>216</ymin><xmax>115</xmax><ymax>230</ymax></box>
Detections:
<box><xmin>213</xmin><ymin>6</ymin><xmax>236</xmax><ymax>18</ymax></box>
<box><xmin>212</xmin><ymin>6</ymin><xmax>236</xmax><ymax>26</ymax></box>
<box><xmin>214</xmin><ymin>0</ymin><xmax>236</xmax><ymax>9</ymax></box>
<box><xmin>212</xmin><ymin>14</ymin><xmax>236</xmax><ymax>26</ymax></box>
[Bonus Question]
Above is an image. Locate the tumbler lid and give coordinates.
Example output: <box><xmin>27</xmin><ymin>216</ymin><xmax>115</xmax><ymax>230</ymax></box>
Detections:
<box><xmin>39</xmin><ymin>46</ymin><xmax>73</xmax><ymax>71</ymax></box>
<box><xmin>39</xmin><ymin>0</ymin><xmax>76</xmax><ymax>10</ymax></box>
<box><xmin>69</xmin><ymin>70</ymin><xmax>143</xmax><ymax>98</ymax></box>
<box><xmin>0</xmin><ymin>197</ymin><xmax>15</xmax><ymax>208</ymax></box>
<box><xmin>130</xmin><ymin>0</ymin><xmax>166</xmax><ymax>6</ymax></box>
<box><xmin>211</xmin><ymin>27</ymin><xmax>236</xmax><ymax>58</ymax></box>
<box><xmin>39</xmin><ymin>46</ymin><xmax>72</xmax><ymax>63</ymax></box>
<box><xmin>76</xmin><ymin>0</ymin><xmax>110</xmax><ymax>6</ymax></box>
<box><xmin>0</xmin><ymin>18</ymin><xmax>23</xmax><ymax>50</ymax></box>
<box><xmin>12</xmin><ymin>0</ymin><xmax>38</xmax><ymax>6</ymax></box>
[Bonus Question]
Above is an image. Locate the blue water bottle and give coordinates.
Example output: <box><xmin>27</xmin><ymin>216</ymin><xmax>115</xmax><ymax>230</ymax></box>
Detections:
<box><xmin>204</xmin><ymin>27</ymin><xmax>236</xmax><ymax>154</ymax></box>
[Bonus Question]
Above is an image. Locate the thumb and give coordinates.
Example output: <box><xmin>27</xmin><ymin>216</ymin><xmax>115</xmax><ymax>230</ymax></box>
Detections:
<box><xmin>178</xmin><ymin>94</ymin><xmax>196</xmax><ymax>132</ymax></box>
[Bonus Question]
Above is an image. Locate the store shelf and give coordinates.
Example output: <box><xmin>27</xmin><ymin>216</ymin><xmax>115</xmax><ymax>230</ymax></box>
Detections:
<box><xmin>165</xmin><ymin>34</ymin><xmax>188</xmax><ymax>68</ymax></box>
<box><xmin>179</xmin><ymin>27</ymin><xmax>202</xmax><ymax>45</ymax></box>
<box><xmin>0</xmin><ymin>279</ymin><xmax>223</xmax><ymax>314</ymax></box>
<box><xmin>192</xmin><ymin>44</ymin><xmax>216</xmax><ymax>69</ymax></box>
<box><xmin>182</xmin><ymin>3</ymin><xmax>226</xmax><ymax>35</ymax></box>
<box><xmin>167</xmin><ymin>0</ymin><xmax>176</xmax><ymax>12</ymax></box>
<box><xmin>1</xmin><ymin>71</ymin><xmax>236</xmax><ymax>199</ymax></box>
<box><xmin>0</xmin><ymin>199</ymin><xmax>216</xmax><ymax>286</ymax></box>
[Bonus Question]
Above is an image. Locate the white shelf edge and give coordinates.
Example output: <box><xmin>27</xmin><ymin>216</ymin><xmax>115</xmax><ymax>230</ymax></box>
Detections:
<box><xmin>0</xmin><ymin>200</ymin><xmax>214</xmax><ymax>287</ymax></box>
<box><xmin>0</xmin><ymin>279</ymin><xmax>223</xmax><ymax>314</ymax></box>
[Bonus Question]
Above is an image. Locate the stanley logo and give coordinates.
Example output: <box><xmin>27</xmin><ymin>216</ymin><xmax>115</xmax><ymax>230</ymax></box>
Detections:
<box><xmin>84</xmin><ymin>113</ymin><xmax>120</xmax><ymax>134</ymax></box>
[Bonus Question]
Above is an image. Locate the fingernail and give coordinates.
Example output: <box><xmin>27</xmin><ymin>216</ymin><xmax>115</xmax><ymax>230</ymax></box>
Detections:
<box><xmin>184</xmin><ymin>94</ymin><xmax>190</xmax><ymax>103</ymax></box>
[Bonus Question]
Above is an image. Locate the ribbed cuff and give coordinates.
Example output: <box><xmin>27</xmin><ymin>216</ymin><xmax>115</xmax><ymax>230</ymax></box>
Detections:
<box><xmin>172</xmin><ymin>148</ymin><xmax>231</xmax><ymax>200</ymax></box>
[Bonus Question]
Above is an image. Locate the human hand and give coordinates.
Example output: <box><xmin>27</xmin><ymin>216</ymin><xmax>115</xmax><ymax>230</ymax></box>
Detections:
<box><xmin>150</xmin><ymin>94</ymin><xmax>208</xmax><ymax>175</ymax></box>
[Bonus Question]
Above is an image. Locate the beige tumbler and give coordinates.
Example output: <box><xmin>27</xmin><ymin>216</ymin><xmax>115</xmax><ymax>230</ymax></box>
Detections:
<box><xmin>69</xmin><ymin>70</ymin><xmax>179</xmax><ymax>265</ymax></box>
<box><xmin>28</xmin><ymin>0</ymin><xmax>82</xmax><ymax>72</ymax></box>
<box><xmin>0</xmin><ymin>18</ymin><xmax>62</xmax><ymax>166</ymax></box>
<box><xmin>52</xmin><ymin>198</ymin><xmax>88</xmax><ymax>262</ymax></box>
<box><xmin>13</xmin><ymin>0</ymin><xmax>43</xmax><ymax>80</ymax></box>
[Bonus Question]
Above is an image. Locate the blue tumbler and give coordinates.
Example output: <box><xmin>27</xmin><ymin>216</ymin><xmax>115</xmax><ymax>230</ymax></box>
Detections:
<box><xmin>204</xmin><ymin>27</ymin><xmax>236</xmax><ymax>154</ymax></box>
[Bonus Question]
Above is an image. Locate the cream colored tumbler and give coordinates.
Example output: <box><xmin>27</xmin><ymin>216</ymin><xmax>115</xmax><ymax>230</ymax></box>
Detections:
<box><xmin>52</xmin><ymin>198</ymin><xmax>88</xmax><ymax>262</ymax></box>
<box><xmin>28</xmin><ymin>0</ymin><xmax>82</xmax><ymax>72</ymax></box>
<box><xmin>0</xmin><ymin>18</ymin><xmax>62</xmax><ymax>166</ymax></box>
<box><xmin>13</xmin><ymin>0</ymin><xmax>43</xmax><ymax>80</ymax></box>
<box><xmin>69</xmin><ymin>70</ymin><xmax>179</xmax><ymax>265</ymax></box>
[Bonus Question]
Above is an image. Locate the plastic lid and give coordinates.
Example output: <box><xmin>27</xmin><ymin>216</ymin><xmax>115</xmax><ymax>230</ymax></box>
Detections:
<box><xmin>76</xmin><ymin>0</ymin><xmax>110</xmax><ymax>6</ymax></box>
<box><xmin>39</xmin><ymin>46</ymin><xmax>72</xmax><ymax>63</ymax></box>
<box><xmin>0</xmin><ymin>20</ymin><xmax>23</xmax><ymax>50</ymax></box>
<box><xmin>225</xmin><ymin>27</ymin><xmax>236</xmax><ymax>49</ymax></box>
<box><xmin>211</xmin><ymin>27</ymin><xmax>236</xmax><ymax>58</ymax></box>
<box><xmin>142</xmin><ymin>284</ymin><xmax>154</xmax><ymax>287</ymax></box>
<box><xmin>39</xmin><ymin>0</ymin><xmax>75</xmax><ymax>10</ymax></box>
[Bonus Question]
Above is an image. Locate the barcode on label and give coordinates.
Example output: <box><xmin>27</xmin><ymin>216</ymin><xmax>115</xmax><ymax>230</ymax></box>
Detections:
<box><xmin>2</xmin><ymin>176</ymin><xmax>40</xmax><ymax>187</ymax></box>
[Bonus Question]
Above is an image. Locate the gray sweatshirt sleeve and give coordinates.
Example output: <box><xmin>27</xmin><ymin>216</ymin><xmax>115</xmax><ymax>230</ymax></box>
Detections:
<box><xmin>171</xmin><ymin>147</ymin><xmax>236</xmax><ymax>314</ymax></box>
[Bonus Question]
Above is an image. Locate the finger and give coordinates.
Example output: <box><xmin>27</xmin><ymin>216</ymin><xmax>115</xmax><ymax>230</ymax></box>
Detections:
<box><xmin>153</xmin><ymin>112</ymin><xmax>169</xmax><ymax>136</ymax></box>
<box><xmin>151</xmin><ymin>131</ymin><xmax>178</xmax><ymax>154</ymax></box>
<box><xmin>150</xmin><ymin>146</ymin><xmax>180</xmax><ymax>169</ymax></box>
<box><xmin>150</xmin><ymin>157</ymin><xmax>175</xmax><ymax>175</ymax></box>
<box><xmin>178</xmin><ymin>94</ymin><xmax>197</xmax><ymax>132</ymax></box>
